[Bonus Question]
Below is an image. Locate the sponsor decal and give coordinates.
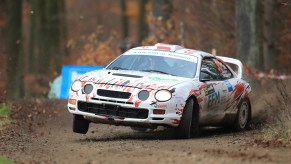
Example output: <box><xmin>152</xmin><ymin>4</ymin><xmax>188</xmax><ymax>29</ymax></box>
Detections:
<box><xmin>232</xmin><ymin>82</ymin><xmax>244</xmax><ymax>100</ymax></box>
<box><xmin>171</xmin><ymin>118</ymin><xmax>181</xmax><ymax>125</ymax></box>
<box><xmin>153</xmin><ymin>104</ymin><xmax>167</xmax><ymax>108</ymax></box>
<box><xmin>86</xmin><ymin>95</ymin><xmax>89</xmax><ymax>102</ymax></box>
<box><xmin>121</xmin><ymin>80</ymin><xmax>130</xmax><ymax>87</ymax></box>
<box><xmin>148</xmin><ymin>77</ymin><xmax>179</xmax><ymax>82</ymax></box>
<box><xmin>128</xmin><ymin>96</ymin><xmax>134</xmax><ymax>102</ymax></box>
<box><xmin>183</xmin><ymin>49</ymin><xmax>196</xmax><ymax>55</ymax></box>
<box><xmin>134</xmin><ymin>100</ymin><xmax>142</xmax><ymax>107</ymax></box>
<box><xmin>208</xmin><ymin>91</ymin><xmax>220</xmax><ymax>107</ymax></box>
<box><xmin>224</xmin><ymin>80</ymin><xmax>233</xmax><ymax>92</ymax></box>
<box><xmin>126</xmin><ymin>50</ymin><xmax>198</xmax><ymax>62</ymax></box>
<box><xmin>176</xmin><ymin>108</ymin><xmax>183</xmax><ymax>116</ymax></box>
<box><xmin>204</xmin><ymin>84</ymin><xmax>215</xmax><ymax>96</ymax></box>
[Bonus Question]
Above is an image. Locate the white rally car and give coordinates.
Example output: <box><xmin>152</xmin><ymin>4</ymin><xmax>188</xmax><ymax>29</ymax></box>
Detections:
<box><xmin>67</xmin><ymin>43</ymin><xmax>252</xmax><ymax>139</ymax></box>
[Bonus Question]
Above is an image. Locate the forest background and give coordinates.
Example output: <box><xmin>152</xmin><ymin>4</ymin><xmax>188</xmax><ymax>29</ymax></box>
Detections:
<box><xmin>0</xmin><ymin>0</ymin><xmax>291</xmax><ymax>99</ymax></box>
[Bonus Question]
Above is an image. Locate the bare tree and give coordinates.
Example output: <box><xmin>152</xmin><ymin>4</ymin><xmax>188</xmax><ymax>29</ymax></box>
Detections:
<box><xmin>6</xmin><ymin>0</ymin><xmax>23</xmax><ymax>98</ymax></box>
<box><xmin>262</xmin><ymin>0</ymin><xmax>280</xmax><ymax>70</ymax></box>
<box><xmin>235</xmin><ymin>0</ymin><xmax>263</xmax><ymax>69</ymax></box>
<box><xmin>137</xmin><ymin>0</ymin><xmax>148</xmax><ymax>45</ymax></box>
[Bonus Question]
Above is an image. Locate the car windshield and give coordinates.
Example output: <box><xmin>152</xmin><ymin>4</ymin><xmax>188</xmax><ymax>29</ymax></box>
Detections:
<box><xmin>106</xmin><ymin>54</ymin><xmax>197</xmax><ymax>78</ymax></box>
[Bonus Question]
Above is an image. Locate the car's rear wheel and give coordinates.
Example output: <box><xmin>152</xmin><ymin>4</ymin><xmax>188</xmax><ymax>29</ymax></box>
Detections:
<box><xmin>73</xmin><ymin>114</ymin><xmax>90</xmax><ymax>134</ymax></box>
<box><xmin>176</xmin><ymin>99</ymin><xmax>199</xmax><ymax>139</ymax></box>
<box><xmin>233</xmin><ymin>98</ymin><xmax>250</xmax><ymax>131</ymax></box>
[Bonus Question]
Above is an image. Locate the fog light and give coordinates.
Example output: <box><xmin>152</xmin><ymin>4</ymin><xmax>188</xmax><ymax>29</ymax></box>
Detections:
<box><xmin>68</xmin><ymin>99</ymin><xmax>76</xmax><ymax>105</ymax></box>
<box><xmin>138</xmin><ymin>90</ymin><xmax>149</xmax><ymax>101</ymax></box>
<box><xmin>84</xmin><ymin>84</ymin><xmax>93</xmax><ymax>94</ymax></box>
<box><xmin>153</xmin><ymin>109</ymin><xmax>165</xmax><ymax>115</ymax></box>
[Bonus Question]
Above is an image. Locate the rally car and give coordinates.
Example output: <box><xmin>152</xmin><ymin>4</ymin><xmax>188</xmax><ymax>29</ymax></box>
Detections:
<box><xmin>67</xmin><ymin>43</ymin><xmax>252</xmax><ymax>139</ymax></box>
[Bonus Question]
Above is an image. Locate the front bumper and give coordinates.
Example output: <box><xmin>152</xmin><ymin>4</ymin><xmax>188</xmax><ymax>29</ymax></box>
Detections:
<box><xmin>67</xmin><ymin>98</ymin><xmax>181</xmax><ymax>127</ymax></box>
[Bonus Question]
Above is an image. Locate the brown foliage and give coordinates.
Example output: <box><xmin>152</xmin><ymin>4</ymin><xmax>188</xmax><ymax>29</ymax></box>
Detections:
<box><xmin>68</xmin><ymin>26</ymin><xmax>120</xmax><ymax>66</ymax></box>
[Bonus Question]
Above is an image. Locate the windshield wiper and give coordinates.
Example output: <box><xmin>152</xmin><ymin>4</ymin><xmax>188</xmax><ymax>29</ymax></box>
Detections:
<box><xmin>140</xmin><ymin>69</ymin><xmax>173</xmax><ymax>76</ymax></box>
<box><xmin>109</xmin><ymin>67</ymin><xmax>128</xmax><ymax>70</ymax></box>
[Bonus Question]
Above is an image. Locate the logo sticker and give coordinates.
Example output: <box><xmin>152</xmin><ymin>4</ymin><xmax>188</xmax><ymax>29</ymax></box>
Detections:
<box><xmin>204</xmin><ymin>84</ymin><xmax>215</xmax><ymax>96</ymax></box>
<box><xmin>224</xmin><ymin>80</ymin><xmax>233</xmax><ymax>92</ymax></box>
<box><xmin>149</xmin><ymin>77</ymin><xmax>179</xmax><ymax>82</ymax></box>
<box><xmin>208</xmin><ymin>91</ymin><xmax>220</xmax><ymax>107</ymax></box>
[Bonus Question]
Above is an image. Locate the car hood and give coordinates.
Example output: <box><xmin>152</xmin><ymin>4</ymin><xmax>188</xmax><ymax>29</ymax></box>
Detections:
<box><xmin>78</xmin><ymin>69</ymin><xmax>190</xmax><ymax>90</ymax></box>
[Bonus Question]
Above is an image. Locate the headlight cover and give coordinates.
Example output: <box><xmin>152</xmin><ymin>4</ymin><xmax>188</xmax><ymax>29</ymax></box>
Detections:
<box><xmin>83</xmin><ymin>84</ymin><xmax>93</xmax><ymax>94</ymax></box>
<box><xmin>155</xmin><ymin>89</ymin><xmax>172</xmax><ymax>102</ymax></box>
<box><xmin>138</xmin><ymin>90</ymin><xmax>149</xmax><ymax>101</ymax></box>
<box><xmin>71</xmin><ymin>80</ymin><xmax>82</xmax><ymax>92</ymax></box>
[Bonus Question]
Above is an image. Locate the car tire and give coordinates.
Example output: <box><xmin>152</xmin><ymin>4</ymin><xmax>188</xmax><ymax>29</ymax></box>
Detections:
<box><xmin>176</xmin><ymin>99</ymin><xmax>199</xmax><ymax>139</ymax></box>
<box><xmin>233</xmin><ymin>98</ymin><xmax>250</xmax><ymax>131</ymax></box>
<box><xmin>73</xmin><ymin>114</ymin><xmax>89</xmax><ymax>134</ymax></box>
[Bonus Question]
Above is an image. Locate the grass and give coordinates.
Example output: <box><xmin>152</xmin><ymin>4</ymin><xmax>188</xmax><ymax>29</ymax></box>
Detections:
<box><xmin>261</xmin><ymin>122</ymin><xmax>291</xmax><ymax>141</ymax></box>
<box><xmin>0</xmin><ymin>103</ymin><xmax>11</xmax><ymax>130</ymax></box>
<box><xmin>0</xmin><ymin>104</ymin><xmax>14</xmax><ymax>164</ymax></box>
<box><xmin>0</xmin><ymin>156</ymin><xmax>14</xmax><ymax>164</ymax></box>
<box><xmin>261</xmin><ymin>81</ymin><xmax>291</xmax><ymax>143</ymax></box>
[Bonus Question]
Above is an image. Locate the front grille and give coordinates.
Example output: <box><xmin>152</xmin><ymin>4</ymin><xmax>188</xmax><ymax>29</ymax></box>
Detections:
<box><xmin>78</xmin><ymin>101</ymin><xmax>148</xmax><ymax>119</ymax></box>
<box><xmin>91</xmin><ymin>97</ymin><xmax>133</xmax><ymax>105</ymax></box>
<box><xmin>97</xmin><ymin>89</ymin><xmax>131</xmax><ymax>99</ymax></box>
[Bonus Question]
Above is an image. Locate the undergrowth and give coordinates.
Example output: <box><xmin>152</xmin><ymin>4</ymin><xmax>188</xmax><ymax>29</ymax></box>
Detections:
<box><xmin>0</xmin><ymin>103</ymin><xmax>11</xmax><ymax>129</ymax></box>
<box><xmin>0</xmin><ymin>156</ymin><xmax>13</xmax><ymax>164</ymax></box>
<box><xmin>261</xmin><ymin>81</ymin><xmax>291</xmax><ymax>143</ymax></box>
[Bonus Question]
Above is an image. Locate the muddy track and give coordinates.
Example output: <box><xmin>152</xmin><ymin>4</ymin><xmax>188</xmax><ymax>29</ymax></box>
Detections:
<box><xmin>0</xmin><ymin>100</ymin><xmax>290</xmax><ymax>164</ymax></box>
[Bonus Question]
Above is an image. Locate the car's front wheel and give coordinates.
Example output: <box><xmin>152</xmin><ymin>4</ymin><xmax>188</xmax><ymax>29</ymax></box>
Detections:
<box><xmin>175</xmin><ymin>99</ymin><xmax>199</xmax><ymax>139</ymax></box>
<box><xmin>73</xmin><ymin>114</ymin><xmax>90</xmax><ymax>134</ymax></box>
<box><xmin>233</xmin><ymin>98</ymin><xmax>251</xmax><ymax>131</ymax></box>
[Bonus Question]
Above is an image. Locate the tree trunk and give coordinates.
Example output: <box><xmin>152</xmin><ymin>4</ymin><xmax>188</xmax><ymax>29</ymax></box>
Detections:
<box><xmin>38</xmin><ymin>0</ymin><xmax>63</xmax><ymax>74</ymax></box>
<box><xmin>137</xmin><ymin>0</ymin><xmax>148</xmax><ymax>45</ymax></box>
<box><xmin>152</xmin><ymin>0</ymin><xmax>173</xmax><ymax>22</ymax></box>
<box><xmin>149</xmin><ymin>0</ymin><xmax>175</xmax><ymax>43</ymax></box>
<box><xmin>120</xmin><ymin>0</ymin><xmax>128</xmax><ymax>39</ymax></box>
<box><xmin>235</xmin><ymin>0</ymin><xmax>263</xmax><ymax>69</ymax></box>
<box><xmin>6</xmin><ymin>0</ymin><xmax>22</xmax><ymax>98</ymax></box>
<box><xmin>262</xmin><ymin>0</ymin><xmax>279</xmax><ymax>71</ymax></box>
<box><xmin>49</xmin><ymin>0</ymin><xmax>62</xmax><ymax>74</ymax></box>
<box><xmin>38</xmin><ymin>1</ymin><xmax>50</xmax><ymax>74</ymax></box>
<box><xmin>28</xmin><ymin>0</ymin><xmax>37</xmax><ymax>73</ymax></box>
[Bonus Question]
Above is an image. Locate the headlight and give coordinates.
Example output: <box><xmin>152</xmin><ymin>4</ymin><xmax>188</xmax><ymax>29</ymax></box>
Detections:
<box><xmin>155</xmin><ymin>90</ymin><xmax>172</xmax><ymax>102</ymax></box>
<box><xmin>83</xmin><ymin>84</ymin><xmax>93</xmax><ymax>94</ymax></box>
<box><xmin>71</xmin><ymin>80</ymin><xmax>82</xmax><ymax>92</ymax></box>
<box><xmin>138</xmin><ymin>90</ymin><xmax>149</xmax><ymax>101</ymax></box>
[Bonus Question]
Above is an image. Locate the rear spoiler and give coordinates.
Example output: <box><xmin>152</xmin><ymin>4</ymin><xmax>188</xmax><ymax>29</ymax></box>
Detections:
<box><xmin>216</xmin><ymin>56</ymin><xmax>243</xmax><ymax>79</ymax></box>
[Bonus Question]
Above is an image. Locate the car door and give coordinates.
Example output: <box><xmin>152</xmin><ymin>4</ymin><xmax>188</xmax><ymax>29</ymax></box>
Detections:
<box><xmin>212</xmin><ymin>58</ymin><xmax>236</xmax><ymax>112</ymax></box>
<box><xmin>199</xmin><ymin>57</ymin><xmax>231</xmax><ymax>123</ymax></box>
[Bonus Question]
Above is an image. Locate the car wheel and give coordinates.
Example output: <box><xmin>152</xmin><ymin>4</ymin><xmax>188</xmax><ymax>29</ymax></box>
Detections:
<box><xmin>73</xmin><ymin>114</ymin><xmax>89</xmax><ymax>134</ymax></box>
<box><xmin>233</xmin><ymin>98</ymin><xmax>250</xmax><ymax>131</ymax></box>
<box><xmin>176</xmin><ymin>99</ymin><xmax>199</xmax><ymax>139</ymax></box>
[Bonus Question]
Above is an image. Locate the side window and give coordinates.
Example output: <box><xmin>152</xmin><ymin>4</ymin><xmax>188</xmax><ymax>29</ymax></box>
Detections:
<box><xmin>201</xmin><ymin>58</ymin><xmax>221</xmax><ymax>80</ymax></box>
<box><xmin>200</xmin><ymin>58</ymin><xmax>233</xmax><ymax>81</ymax></box>
<box><xmin>213</xmin><ymin>59</ymin><xmax>233</xmax><ymax>79</ymax></box>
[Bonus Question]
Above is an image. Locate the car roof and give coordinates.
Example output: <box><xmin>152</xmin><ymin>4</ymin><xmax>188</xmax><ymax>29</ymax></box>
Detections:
<box><xmin>128</xmin><ymin>43</ymin><xmax>214</xmax><ymax>59</ymax></box>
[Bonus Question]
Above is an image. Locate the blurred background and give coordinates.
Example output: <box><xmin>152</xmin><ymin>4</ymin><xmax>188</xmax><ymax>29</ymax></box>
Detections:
<box><xmin>0</xmin><ymin>0</ymin><xmax>291</xmax><ymax>99</ymax></box>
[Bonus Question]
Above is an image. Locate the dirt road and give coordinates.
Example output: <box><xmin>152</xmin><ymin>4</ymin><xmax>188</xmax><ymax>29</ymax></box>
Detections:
<box><xmin>0</xmin><ymin>100</ymin><xmax>290</xmax><ymax>164</ymax></box>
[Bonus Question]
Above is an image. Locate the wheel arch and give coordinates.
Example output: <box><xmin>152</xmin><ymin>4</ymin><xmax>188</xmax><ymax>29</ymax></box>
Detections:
<box><xmin>187</xmin><ymin>95</ymin><xmax>200</xmax><ymax>120</ymax></box>
<box><xmin>245</xmin><ymin>97</ymin><xmax>252</xmax><ymax>121</ymax></box>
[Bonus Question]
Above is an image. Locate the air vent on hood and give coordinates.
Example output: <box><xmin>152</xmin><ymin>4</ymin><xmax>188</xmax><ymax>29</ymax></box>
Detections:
<box><xmin>112</xmin><ymin>73</ymin><xmax>143</xmax><ymax>78</ymax></box>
